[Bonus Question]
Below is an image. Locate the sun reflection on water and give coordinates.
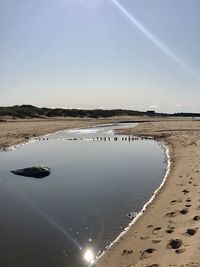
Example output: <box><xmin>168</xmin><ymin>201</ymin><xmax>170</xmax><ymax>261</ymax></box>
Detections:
<box><xmin>83</xmin><ymin>248</ymin><xmax>95</xmax><ymax>265</ymax></box>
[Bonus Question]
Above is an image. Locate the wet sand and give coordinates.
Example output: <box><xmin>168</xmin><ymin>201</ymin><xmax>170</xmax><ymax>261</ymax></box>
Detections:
<box><xmin>0</xmin><ymin>117</ymin><xmax>134</xmax><ymax>149</ymax></box>
<box><xmin>96</xmin><ymin>120</ymin><xmax>200</xmax><ymax>267</ymax></box>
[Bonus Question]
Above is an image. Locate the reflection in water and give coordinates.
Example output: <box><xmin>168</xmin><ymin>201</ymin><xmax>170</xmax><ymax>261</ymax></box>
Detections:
<box><xmin>83</xmin><ymin>248</ymin><xmax>95</xmax><ymax>264</ymax></box>
<box><xmin>0</xmin><ymin>123</ymin><xmax>167</xmax><ymax>267</ymax></box>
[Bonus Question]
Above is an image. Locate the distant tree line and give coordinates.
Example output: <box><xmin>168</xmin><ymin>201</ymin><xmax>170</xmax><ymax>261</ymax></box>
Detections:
<box><xmin>0</xmin><ymin>105</ymin><xmax>145</xmax><ymax>118</ymax></box>
<box><xmin>0</xmin><ymin>105</ymin><xmax>199</xmax><ymax>118</ymax></box>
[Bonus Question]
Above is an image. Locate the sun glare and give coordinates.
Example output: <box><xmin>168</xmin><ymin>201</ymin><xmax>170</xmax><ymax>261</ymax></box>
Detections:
<box><xmin>84</xmin><ymin>249</ymin><xmax>95</xmax><ymax>264</ymax></box>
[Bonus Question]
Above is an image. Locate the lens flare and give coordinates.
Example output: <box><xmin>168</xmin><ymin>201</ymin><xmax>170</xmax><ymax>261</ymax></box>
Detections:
<box><xmin>111</xmin><ymin>0</ymin><xmax>199</xmax><ymax>80</ymax></box>
<box><xmin>5</xmin><ymin>186</ymin><xmax>82</xmax><ymax>251</ymax></box>
<box><xmin>84</xmin><ymin>249</ymin><xmax>95</xmax><ymax>264</ymax></box>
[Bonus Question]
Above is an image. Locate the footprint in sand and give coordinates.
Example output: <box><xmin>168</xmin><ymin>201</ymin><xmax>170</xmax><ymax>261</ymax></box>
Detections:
<box><xmin>170</xmin><ymin>200</ymin><xmax>177</xmax><ymax>205</ymax></box>
<box><xmin>152</xmin><ymin>227</ymin><xmax>162</xmax><ymax>235</ymax></box>
<box><xmin>152</xmin><ymin>239</ymin><xmax>161</xmax><ymax>244</ymax></box>
<box><xmin>182</xmin><ymin>189</ymin><xmax>190</xmax><ymax>194</ymax></box>
<box><xmin>166</xmin><ymin>211</ymin><xmax>177</xmax><ymax>217</ymax></box>
<box><xmin>170</xmin><ymin>199</ymin><xmax>182</xmax><ymax>205</ymax></box>
<box><xmin>140</xmin><ymin>248</ymin><xmax>156</xmax><ymax>259</ymax></box>
<box><xmin>140</xmin><ymin>236</ymin><xmax>149</xmax><ymax>240</ymax></box>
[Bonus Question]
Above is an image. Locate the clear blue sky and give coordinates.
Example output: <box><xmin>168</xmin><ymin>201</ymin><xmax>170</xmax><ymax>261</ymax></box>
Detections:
<box><xmin>1</xmin><ymin>0</ymin><xmax>200</xmax><ymax>112</ymax></box>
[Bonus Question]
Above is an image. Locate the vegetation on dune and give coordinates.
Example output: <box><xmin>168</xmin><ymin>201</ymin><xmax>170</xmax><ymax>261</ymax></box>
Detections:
<box><xmin>0</xmin><ymin>105</ymin><xmax>145</xmax><ymax>118</ymax></box>
<box><xmin>0</xmin><ymin>105</ymin><xmax>199</xmax><ymax>119</ymax></box>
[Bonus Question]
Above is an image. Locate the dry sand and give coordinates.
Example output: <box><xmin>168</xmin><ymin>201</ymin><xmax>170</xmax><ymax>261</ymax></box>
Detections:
<box><xmin>96</xmin><ymin>120</ymin><xmax>200</xmax><ymax>267</ymax></box>
<box><xmin>1</xmin><ymin>117</ymin><xmax>200</xmax><ymax>266</ymax></box>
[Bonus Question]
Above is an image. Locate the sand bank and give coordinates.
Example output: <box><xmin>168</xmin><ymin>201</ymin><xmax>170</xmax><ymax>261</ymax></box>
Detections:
<box><xmin>96</xmin><ymin>120</ymin><xmax>200</xmax><ymax>267</ymax></box>
<box><xmin>0</xmin><ymin>116</ymin><xmax>136</xmax><ymax>150</ymax></box>
<box><xmin>0</xmin><ymin>116</ymin><xmax>190</xmax><ymax>150</ymax></box>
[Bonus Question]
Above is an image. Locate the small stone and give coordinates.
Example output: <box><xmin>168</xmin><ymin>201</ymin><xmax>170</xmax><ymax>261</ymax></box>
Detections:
<box><xmin>186</xmin><ymin>228</ymin><xmax>197</xmax><ymax>236</ymax></box>
<box><xmin>166</xmin><ymin>229</ymin><xmax>174</xmax><ymax>234</ymax></box>
<box><xmin>175</xmin><ymin>249</ymin><xmax>185</xmax><ymax>254</ymax></box>
<box><xmin>11</xmin><ymin>165</ymin><xmax>50</xmax><ymax>178</ymax></box>
<box><xmin>122</xmin><ymin>249</ymin><xmax>133</xmax><ymax>255</ymax></box>
<box><xmin>167</xmin><ymin>239</ymin><xmax>182</xmax><ymax>249</ymax></box>
<box><xmin>180</xmin><ymin>208</ymin><xmax>189</xmax><ymax>215</ymax></box>
<box><xmin>193</xmin><ymin>216</ymin><xmax>200</xmax><ymax>221</ymax></box>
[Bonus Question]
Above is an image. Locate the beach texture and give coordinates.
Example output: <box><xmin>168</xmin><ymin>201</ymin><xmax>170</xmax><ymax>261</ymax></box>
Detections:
<box><xmin>96</xmin><ymin>120</ymin><xmax>200</xmax><ymax>267</ymax></box>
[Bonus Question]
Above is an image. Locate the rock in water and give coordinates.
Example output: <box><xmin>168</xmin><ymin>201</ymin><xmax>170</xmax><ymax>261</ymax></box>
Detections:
<box><xmin>11</xmin><ymin>166</ymin><xmax>50</xmax><ymax>178</ymax></box>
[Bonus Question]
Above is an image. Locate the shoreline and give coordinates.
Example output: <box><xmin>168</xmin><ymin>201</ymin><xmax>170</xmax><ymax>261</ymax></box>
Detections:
<box><xmin>96</xmin><ymin>140</ymin><xmax>171</xmax><ymax>261</ymax></box>
<box><xmin>96</xmin><ymin>119</ymin><xmax>200</xmax><ymax>267</ymax></box>
<box><xmin>0</xmin><ymin>117</ymin><xmax>123</xmax><ymax>150</ymax></box>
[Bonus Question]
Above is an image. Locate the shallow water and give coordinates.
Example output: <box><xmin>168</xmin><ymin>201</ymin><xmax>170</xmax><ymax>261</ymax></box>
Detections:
<box><xmin>0</xmin><ymin>123</ymin><xmax>167</xmax><ymax>267</ymax></box>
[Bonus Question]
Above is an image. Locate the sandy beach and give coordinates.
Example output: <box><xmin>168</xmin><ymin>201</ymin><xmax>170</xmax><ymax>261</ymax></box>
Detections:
<box><xmin>0</xmin><ymin>117</ymin><xmax>135</xmax><ymax>150</ymax></box>
<box><xmin>1</xmin><ymin>117</ymin><xmax>200</xmax><ymax>266</ymax></box>
<box><xmin>96</xmin><ymin>119</ymin><xmax>200</xmax><ymax>267</ymax></box>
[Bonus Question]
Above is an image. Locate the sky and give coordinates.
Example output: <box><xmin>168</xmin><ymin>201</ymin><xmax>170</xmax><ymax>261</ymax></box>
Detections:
<box><xmin>1</xmin><ymin>0</ymin><xmax>200</xmax><ymax>113</ymax></box>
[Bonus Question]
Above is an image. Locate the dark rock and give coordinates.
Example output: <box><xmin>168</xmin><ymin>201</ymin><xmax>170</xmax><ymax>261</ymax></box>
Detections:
<box><xmin>11</xmin><ymin>166</ymin><xmax>50</xmax><ymax>178</ymax></box>
<box><xmin>193</xmin><ymin>215</ymin><xmax>200</xmax><ymax>221</ymax></box>
<box><xmin>167</xmin><ymin>239</ymin><xmax>182</xmax><ymax>249</ymax></box>
<box><xmin>166</xmin><ymin>229</ymin><xmax>174</xmax><ymax>234</ymax></box>
<box><xmin>180</xmin><ymin>208</ymin><xmax>189</xmax><ymax>215</ymax></box>
<box><xmin>186</xmin><ymin>228</ymin><xmax>197</xmax><ymax>236</ymax></box>
<box><xmin>182</xmin><ymin>189</ymin><xmax>189</xmax><ymax>194</ymax></box>
<box><xmin>175</xmin><ymin>249</ymin><xmax>185</xmax><ymax>254</ymax></box>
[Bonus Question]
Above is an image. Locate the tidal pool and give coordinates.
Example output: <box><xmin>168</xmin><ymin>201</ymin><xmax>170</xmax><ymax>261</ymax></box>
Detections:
<box><xmin>0</xmin><ymin>123</ymin><xmax>167</xmax><ymax>267</ymax></box>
